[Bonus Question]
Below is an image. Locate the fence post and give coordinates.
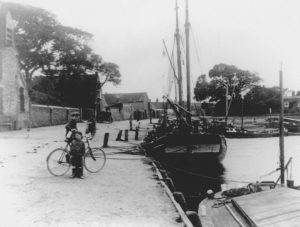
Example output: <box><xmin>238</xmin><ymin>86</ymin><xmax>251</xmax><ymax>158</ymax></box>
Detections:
<box><xmin>49</xmin><ymin>108</ymin><xmax>53</xmax><ymax>125</ymax></box>
<box><xmin>66</xmin><ymin>109</ymin><xmax>69</xmax><ymax>122</ymax></box>
<box><xmin>129</xmin><ymin>114</ymin><xmax>133</xmax><ymax>131</ymax></box>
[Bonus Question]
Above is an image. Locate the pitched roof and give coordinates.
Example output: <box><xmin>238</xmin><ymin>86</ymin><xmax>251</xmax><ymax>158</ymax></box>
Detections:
<box><xmin>103</xmin><ymin>92</ymin><xmax>150</xmax><ymax>105</ymax></box>
<box><xmin>284</xmin><ymin>96</ymin><xmax>300</xmax><ymax>101</ymax></box>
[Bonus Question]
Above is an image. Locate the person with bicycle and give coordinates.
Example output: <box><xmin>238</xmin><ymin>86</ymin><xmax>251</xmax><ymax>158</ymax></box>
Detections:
<box><xmin>65</xmin><ymin>112</ymin><xmax>79</xmax><ymax>138</ymax></box>
<box><xmin>70</xmin><ymin>130</ymin><xmax>85</xmax><ymax>179</ymax></box>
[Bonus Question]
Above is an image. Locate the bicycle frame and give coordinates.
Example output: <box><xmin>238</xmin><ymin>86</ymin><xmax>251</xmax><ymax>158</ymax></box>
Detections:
<box><xmin>59</xmin><ymin>135</ymin><xmax>96</xmax><ymax>164</ymax></box>
<box><xmin>47</xmin><ymin>134</ymin><xmax>105</xmax><ymax>176</ymax></box>
<box><xmin>83</xmin><ymin>136</ymin><xmax>96</xmax><ymax>161</ymax></box>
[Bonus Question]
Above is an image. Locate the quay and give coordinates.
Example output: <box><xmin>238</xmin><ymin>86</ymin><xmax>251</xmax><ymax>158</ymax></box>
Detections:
<box><xmin>0</xmin><ymin>120</ymin><xmax>183</xmax><ymax>226</ymax></box>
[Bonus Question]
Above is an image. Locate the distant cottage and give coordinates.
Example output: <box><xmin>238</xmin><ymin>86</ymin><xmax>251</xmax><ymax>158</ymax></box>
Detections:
<box><xmin>102</xmin><ymin>92</ymin><xmax>151</xmax><ymax>121</ymax></box>
<box><xmin>0</xmin><ymin>6</ymin><xmax>29</xmax><ymax>131</ymax></box>
<box><xmin>284</xmin><ymin>96</ymin><xmax>300</xmax><ymax>114</ymax></box>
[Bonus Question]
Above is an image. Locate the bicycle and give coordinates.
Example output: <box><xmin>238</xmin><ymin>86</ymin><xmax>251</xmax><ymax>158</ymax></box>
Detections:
<box><xmin>46</xmin><ymin>135</ymin><xmax>106</xmax><ymax>176</ymax></box>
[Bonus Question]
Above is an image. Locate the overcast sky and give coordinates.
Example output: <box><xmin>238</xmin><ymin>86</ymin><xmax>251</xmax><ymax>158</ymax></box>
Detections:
<box><xmin>5</xmin><ymin>0</ymin><xmax>300</xmax><ymax>100</ymax></box>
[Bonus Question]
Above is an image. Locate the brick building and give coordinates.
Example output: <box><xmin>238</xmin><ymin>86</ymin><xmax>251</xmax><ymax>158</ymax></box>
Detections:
<box><xmin>0</xmin><ymin>6</ymin><xmax>30</xmax><ymax>130</ymax></box>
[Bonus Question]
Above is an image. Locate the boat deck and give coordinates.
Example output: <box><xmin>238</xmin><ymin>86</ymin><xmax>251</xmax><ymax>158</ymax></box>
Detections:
<box><xmin>199</xmin><ymin>187</ymin><xmax>300</xmax><ymax>227</ymax></box>
<box><xmin>165</xmin><ymin>144</ymin><xmax>221</xmax><ymax>153</ymax></box>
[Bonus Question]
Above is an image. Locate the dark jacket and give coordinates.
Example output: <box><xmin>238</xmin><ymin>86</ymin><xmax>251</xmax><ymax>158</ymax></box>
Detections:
<box><xmin>65</xmin><ymin>119</ymin><xmax>77</xmax><ymax>136</ymax></box>
<box><xmin>70</xmin><ymin>139</ymin><xmax>85</xmax><ymax>156</ymax></box>
<box><xmin>86</xmin><ymin>119</ymin><xmax>96</xmax><ymax>136</ymax></box>
<box><xmin>66</xmin><ymin>119</ymin><xmax>77</xmax><ymax>131</ymax></box>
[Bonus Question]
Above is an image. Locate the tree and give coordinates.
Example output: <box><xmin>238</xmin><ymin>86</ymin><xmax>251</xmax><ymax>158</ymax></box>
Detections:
<box><xmin>98</xmin><ymin>62</ymin><xmax>121</xmax><ymax>88</ymax></box>
<box><xmin>52</xmin><ymin>25</ymin><xmax>95</xmax><ymax>77</ymax></box>
<box><xmin>207</xmin><ymin>64</ymin><xmax>261</xmax><ymax>100</ymax></box>
<box><xmin>3</xmin><ymin>2</ymin><xmax>121</xmax><ymax>107</ymax></box>
<box><xmin>243</xmin><ymin>86</ymin><xmax>280</xmax><ymax>115</ymax></box>
<box><xmin>194</xmin><ymin>64</ymin><xmax>261</xmax><ymax>116</ymax></box>
<box><xmin>3</xmin><ymin>3</ymin><xmax>58</xmax><ymax>90</ymax></box>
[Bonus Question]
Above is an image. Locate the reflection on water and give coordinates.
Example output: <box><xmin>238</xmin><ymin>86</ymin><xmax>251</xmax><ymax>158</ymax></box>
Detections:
<box><xmin>160</xmin><ymin>157</ymin><xmax>225</xmax><ymax>210</ymax></box>
<box><xmin>160</xmin><ymin>136</ymin><xmax>300</xmax><ymax>210</ymax></box>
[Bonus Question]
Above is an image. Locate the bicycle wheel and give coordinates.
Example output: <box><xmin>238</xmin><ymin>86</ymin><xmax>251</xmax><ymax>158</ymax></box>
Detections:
<box><xmin>47</xmin><ymin>148</ymin><xmax>71</xmax><ymax>176</ymax></box>
<box><xmin>84</xmin><ymin>148</ymin><xmax>106</xmax><ymax>173</ymax></box>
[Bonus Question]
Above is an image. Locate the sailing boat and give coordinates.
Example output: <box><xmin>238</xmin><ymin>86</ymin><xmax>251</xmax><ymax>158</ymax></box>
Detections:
<box><xmin>142</xmin><ymin>0</ymin><xmax>227</xmax><ymax>162</ymax></box>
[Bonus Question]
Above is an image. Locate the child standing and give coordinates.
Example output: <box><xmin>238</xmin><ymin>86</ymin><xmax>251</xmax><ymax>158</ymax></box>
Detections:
<box><xmin>70</xmin><ymin>131</ymin><xmax>85</xmax><ymax>178</ymax></box>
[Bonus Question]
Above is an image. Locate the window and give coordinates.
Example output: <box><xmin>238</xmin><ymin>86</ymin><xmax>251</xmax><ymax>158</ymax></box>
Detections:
<box><xmin>0</xmin><ymin>87</ymin><xmax>3</xmax><ymax>113</ymax></box>
<box><xmin>19</xmin><ymin>87</ymin><xmax>25</xmax><ymax>112</ymax></box>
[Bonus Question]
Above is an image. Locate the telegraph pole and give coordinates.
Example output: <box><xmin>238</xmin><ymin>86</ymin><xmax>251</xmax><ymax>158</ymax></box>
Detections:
<box><xmin>279</xmin><ymin>65</ymin><xmax>285</xmax><ymax>185</ymax></box>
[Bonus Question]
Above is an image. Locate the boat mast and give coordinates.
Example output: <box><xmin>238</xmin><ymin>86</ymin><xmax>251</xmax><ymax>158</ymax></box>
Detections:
<box><xmin>185</xmin><ymin>0</ymin><xmax>191</xmax><ymax>124</ymax></box>
<box><xmin>279</xmin><ymin>64</ymin><xmax>285</xmax><ymax>184</ymax></box>
<box><xmin>175</xmin><ymin>0</ymin><xmax>183</xmax><ymax>106</ymax></box>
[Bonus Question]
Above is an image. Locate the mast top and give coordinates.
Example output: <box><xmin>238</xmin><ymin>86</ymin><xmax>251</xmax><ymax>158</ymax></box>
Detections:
<box><xmin>185</xmin><ymin>0</ymin><xmax>190</xmax><ymax>27</ymax></box>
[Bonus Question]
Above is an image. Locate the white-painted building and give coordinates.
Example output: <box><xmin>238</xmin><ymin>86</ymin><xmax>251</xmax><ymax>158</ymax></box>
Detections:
<box><xmin>0</xmin><ymin>5</ymin><xmax>29</xmax><ymax>130</ymax></box>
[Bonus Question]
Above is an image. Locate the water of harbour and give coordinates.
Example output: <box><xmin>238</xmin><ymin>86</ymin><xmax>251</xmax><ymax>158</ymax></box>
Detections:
<box><xmin>164</xmin><ymin>136</ymin><xmax>300</xmax><ymax>210</ymax></box>
<box><xmin>224</xmin><ymin>136</ymin><xmax>300</xmax><ymax>188</ymax></box>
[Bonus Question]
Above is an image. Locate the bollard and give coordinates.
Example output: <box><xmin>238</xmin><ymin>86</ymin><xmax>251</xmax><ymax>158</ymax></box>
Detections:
<box><xmin>124</xmin><ymin>129</ymin><xmax>129</xmax><ymax>141</ymax></box>
<box><xmin>116</xmin><ymin>130</ymin><xmax>123</xmax><ymax>141</ymax></box>
<box><xmin>287</xmin><ymin>180</ymin><xmax>295</xmax><ymax>188</ymax></box>
<box><xmin>186</xmin><ymin>211</ymin><xmax>202</xmax><ymax>227</ymax></box>
<box><xmin>135</xmin><ymin>127</ymin><xmax>139</xmax><ymax>140</ymax></box>
<box><xmin>103</xmin><ymin>133</ymin><xmax>109</xmax><ymax>147</ymax></box>
<box><xmin>206</xmin><ymin>189</ymin><xmax>214</xmax><ymax>199</ymax></box>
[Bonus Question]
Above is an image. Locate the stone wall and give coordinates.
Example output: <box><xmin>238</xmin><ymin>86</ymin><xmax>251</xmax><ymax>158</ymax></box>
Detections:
<box><xmin>31</xmin><ymin>104</ymin><xmax>79</xmax><ymax>128</ymax></box>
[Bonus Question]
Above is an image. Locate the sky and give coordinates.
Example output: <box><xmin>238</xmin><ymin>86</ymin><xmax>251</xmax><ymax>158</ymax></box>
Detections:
<box><xmin>4</xmin><ymin>0</ymin><xmax>300</xmax><ymax>101</ymax></box>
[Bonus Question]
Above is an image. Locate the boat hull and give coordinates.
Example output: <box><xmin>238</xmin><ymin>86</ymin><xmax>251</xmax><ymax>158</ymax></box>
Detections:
<box><xmin>143</xmin><ymin>133</ymin><xmax>227</xmax><ymax>162</ymax></box>
<box><xmin>225</xmin><ymin>132</ymin><xmax>274</xmax><ymax>138</ymax></box>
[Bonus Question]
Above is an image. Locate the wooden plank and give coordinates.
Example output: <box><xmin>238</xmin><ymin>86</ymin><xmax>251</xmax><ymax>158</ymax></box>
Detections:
<box><xmin>259</xmin><ymin>210</ymin><xmax>300</xmax><ymax>227</ymax></box>
<box><xmin>233</xmin><ymin>188</ymin><xmax>300</xmax><ymax>226</ymax></box>
<box><xmin>199</xmin><ymin>199</ymin><xmax>248</xmax><ymax>227</ymax></box>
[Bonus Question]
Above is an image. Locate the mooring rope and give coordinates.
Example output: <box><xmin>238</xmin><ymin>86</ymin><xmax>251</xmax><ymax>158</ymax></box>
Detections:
<box><xmin>259</xmin><ymin>168</ymin><xmax>280</xmax><ymax>179</ymax></box>
<box><xmin>105</xmin><ymin>157</ymin><xmax>145</xmax><ymax>161</ymax></box>
<box><xmin>163</xmin><ymin>163</ymin><xmax>253</xmax><ymax>184</ymax></box>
